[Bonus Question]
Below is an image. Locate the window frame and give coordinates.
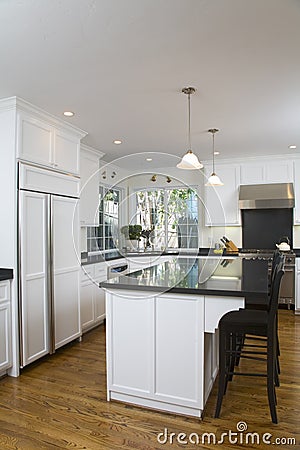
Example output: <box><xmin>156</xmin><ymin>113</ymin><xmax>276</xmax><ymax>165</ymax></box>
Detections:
<box><xmin>133</xmin><ymin>185</ymin><xmax>199</xmax><ymax>250</ymax></box>
<box><xmin>86</xmin><ymin>184</ymin><xmax>124</xmax><ymax>254</ymax></box>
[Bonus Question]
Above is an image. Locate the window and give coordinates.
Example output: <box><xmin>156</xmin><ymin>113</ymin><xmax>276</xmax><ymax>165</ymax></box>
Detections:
<box><xmin>87</xmin><ymin>186</ymin><xmax>121</xmax><ymax>252</ymax></box>
<box><xmin>135</xmin><ymin>187</ymin><xmax>198</xmax><ymax>249</ymax></box>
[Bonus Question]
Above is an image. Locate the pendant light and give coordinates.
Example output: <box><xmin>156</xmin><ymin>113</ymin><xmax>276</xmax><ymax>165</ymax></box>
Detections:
<box><xmin>177</xmin><ymin>87</ymin><xmax>203</xmax><ymax>170</ymax></box>
<box><xmin>205</xmin><ymin>128</ymin><xmax>224</xmax><ymax>186</ymax></box>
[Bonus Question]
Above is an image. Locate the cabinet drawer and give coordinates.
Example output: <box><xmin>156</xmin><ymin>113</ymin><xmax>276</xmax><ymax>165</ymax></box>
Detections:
<box><xmin>0</xmin><ymin>281</ymin><xmax>10</xmax><ymax>304</ymax></box>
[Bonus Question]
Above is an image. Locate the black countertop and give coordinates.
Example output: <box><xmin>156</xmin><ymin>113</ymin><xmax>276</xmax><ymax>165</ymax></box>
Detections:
<box><xmin>81</xmin><ymin>250</ymin><xmax>122</xmax><ymax>265</ymax></box>
<box><xmin>0</xmin><ymin>268</ymin><xmax>13</xmax><ymax>281</ymax></box>
<box><xmin>100</xmin><ymin>257</ymin><xmax>268</xmax><ymax>298</ymax></box>
<box><xmin>81</xmin><ymin>248</ymin><xmax>239</xmax><ymax>265</ymax></box>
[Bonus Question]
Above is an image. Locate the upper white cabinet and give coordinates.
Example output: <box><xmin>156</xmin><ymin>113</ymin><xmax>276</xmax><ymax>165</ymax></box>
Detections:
<box><xmin>265</xmin><ymin>161</ymin><xmax>293</xmax><ymax>183</ymax></box>
<box><xmin>54</xmin><ymin>129</ymin><xmax>80</xmax><ymax>175</ymax></box>
<box><xmin>17</xmin><ymin>113</ymin><xmax>52</xmax><ymax>168</ymax></box>
<box><xmin>16</xmin><ymin>101</ymin><xmax>86</xmax><ymax>176</ymax></box>
<box><xmin>294</xmin><ymin>160</ymin><xmax>300</xmax><ymax>224</ymax></box>
<box><xmin>204</xmin><ymin>165</ymin><xmax>241</xmax><ymax>226</ymax></box>
<box><xmin>240</xmin><ymin>160</ymin><xmax>293</xmax><ymax>185</ymax></box>
<box><xmin>240</xmin><ymin>163</ymin><xmax>265</xmax><ymax>185</ymax></box>
<box><xmin>80</xmin><ymin>144</ymin><xmax>105</xmax><ymax>226</ymax></box>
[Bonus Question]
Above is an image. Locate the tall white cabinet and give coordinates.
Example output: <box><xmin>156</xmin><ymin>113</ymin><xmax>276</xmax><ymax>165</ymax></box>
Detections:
<box><xmin>19</xmin><ymin>165</ymin><xmax>82</xmax><ymax>367</ymax></box>
<box><xmin>0</xmin><ymin>96</ymin><xmax>86</xmax><ymax>376</ymax></box>
<box><xmin>80</xmin><ymin>144</ymin><xmax>104</xmax><ymax>226</ymax></box>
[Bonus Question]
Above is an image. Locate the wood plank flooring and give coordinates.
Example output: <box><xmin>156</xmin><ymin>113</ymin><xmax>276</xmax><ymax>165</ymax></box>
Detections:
<box><xmin>0</xmin><ymin>310</ymin><xmax>299</xmax><ymax>449</ymax></box>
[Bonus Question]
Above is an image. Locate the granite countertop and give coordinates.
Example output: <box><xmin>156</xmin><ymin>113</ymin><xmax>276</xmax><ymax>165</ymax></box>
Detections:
<box><xmin>100</xmin><ymin>257</ymin><xmax>268</xmax><ymax>298</ymax></box>
<box><xmin>81</xmin><ymin>248</ymin><xmax>240</xmax><ymax>265</ymax></box>
<box><xmin>0</xmin><ymin>268</ymin><xmax>14</xmax><ymax>281</ymax></box>
<box><xmin>81</xmin><ymin>250</ymin><xmax>123</xmax><ymax>265</ymax></box>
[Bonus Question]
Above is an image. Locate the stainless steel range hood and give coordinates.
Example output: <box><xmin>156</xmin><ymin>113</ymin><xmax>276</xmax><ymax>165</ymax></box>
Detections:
<box><xmin>239</xmin><ymin>183</ymin><xmax>295</xmax><ymax>209</ymax></box>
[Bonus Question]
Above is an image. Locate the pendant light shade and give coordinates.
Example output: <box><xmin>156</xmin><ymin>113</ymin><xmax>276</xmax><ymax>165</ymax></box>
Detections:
<box><xmin>205</xmin><ymin>128</ymin><xmax>224</xmax><ymax>186</ymax></box>
<box><xmin>177</xmin><ymin>87</ymin><xmax>203</xmax><ymax>170</ymax></box>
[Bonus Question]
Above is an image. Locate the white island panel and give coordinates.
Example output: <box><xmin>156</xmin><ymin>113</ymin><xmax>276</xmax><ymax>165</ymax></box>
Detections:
<box><xmin>155</xmin><ymin>295</ymin><xmax>204</xmax><ymax>406</ymax></box>
<box><xmin>110</xmin><ymin>292</ymin><xmax>153</xmax><ymax>394</ymax></box>
<box><xmin>106</xmin><ymin>289</ymin><xmax>246</xmax><ymax>418</ymax></box>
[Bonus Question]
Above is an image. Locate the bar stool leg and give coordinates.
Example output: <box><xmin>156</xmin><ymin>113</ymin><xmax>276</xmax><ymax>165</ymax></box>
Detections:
<box><xmin>267</xmin><ymin>330</ymin><xmax>278</xmax><ymax>424</ymax></box>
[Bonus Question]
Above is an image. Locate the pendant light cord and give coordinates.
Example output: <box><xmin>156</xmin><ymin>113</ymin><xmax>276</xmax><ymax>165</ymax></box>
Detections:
<box><xmin>188</xmin><ymin>92</ymin><xmax>191</xmax><ymax>150</ymax></box>
<box><xmin>212</xmin><ymin>132</ymin><xmax>215</xmax><ymax>172</ymax></box>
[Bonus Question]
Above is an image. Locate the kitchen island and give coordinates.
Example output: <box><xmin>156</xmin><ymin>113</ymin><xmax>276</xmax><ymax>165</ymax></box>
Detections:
<box><xmin>101</xmin><ymin>257</ymin><xmax>268</xmax><ymax>418</ymax></box>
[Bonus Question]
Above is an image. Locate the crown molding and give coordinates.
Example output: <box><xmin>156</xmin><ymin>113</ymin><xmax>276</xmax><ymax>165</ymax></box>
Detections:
<box><xmin>0</xmin><ymin>96</ymin><xmax>87</xmax><ymax>138</ymax></box>
<box><xmin>80</xmin><ymin>143</ymin><xmax>105</xmax><ymax>158</ymax></box>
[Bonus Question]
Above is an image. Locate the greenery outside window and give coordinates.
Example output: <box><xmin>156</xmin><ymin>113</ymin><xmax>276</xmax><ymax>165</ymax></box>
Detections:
<box><xmin>135</xmin><ymin>187</ymin><xmax>198</xmax><ymax>249</ymax></box>
<box><xmin>87</xmin><ymin>186</ymin><xmax>121</xmax><ymax>252</ymax></box>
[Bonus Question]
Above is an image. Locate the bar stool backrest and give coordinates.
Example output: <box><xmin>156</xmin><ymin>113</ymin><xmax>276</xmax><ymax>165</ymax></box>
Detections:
<box><xmin>270</xmin><ymin>249</ymin><xmax>282</xmax><ymax>285</ymax></box>
<box><xmin>268</xmin><ymin>259</ymin><xmax>285</xmax><ymax>320</ymax></box>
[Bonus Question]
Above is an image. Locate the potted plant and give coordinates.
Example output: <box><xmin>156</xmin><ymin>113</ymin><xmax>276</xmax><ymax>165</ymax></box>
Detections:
<box><xmin>120</xmin><ymin>225</ymin><xmax>142</xmax><ymax>250</ymax></box>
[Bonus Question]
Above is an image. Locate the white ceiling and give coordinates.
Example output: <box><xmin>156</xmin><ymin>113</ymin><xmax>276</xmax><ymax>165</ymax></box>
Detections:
<box><xmin>1</xmin><ymin>0</ymin><xmax>299</xmax><ymax>169</ymax></box>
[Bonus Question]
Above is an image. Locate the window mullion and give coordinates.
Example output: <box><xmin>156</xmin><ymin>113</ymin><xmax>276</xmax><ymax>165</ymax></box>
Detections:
<box><xmin>164</xmin><ymin>189</ymin><xmax>168</xmax><ymax>249</ymax></box>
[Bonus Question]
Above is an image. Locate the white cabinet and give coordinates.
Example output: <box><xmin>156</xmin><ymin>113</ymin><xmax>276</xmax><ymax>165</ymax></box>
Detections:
<box><xmin>80</xmin><ymin>144</ymin><xmax>104</xmax><ymax>226</ymax></box>
<box><xmin>19</xmin><ymin>191</ymin><xmax>49</xmax><ymax>365</ymax></box>
<box><xmin>106</xmin><ymin>291</ymin><xmax>205</xmax><ymax>416</ymax></box>
<box><xmin>54</xmin><ymin>129</ymin><xmax>80</xmax><ymax>175</ymax></box>
<box><xmin>17</xmin><ymin>107</ymin><xmax>86</xmax><ymax>176</ymax></box>
<box><xmin>106</xmin><ymin>290</ymin><xmax>244</xmax><ymax>417</ymax></box>
<box><xmin>265</xmin><ymin>161</ymin><xmax>293</xmax><ymax>183</ymax></box>
<box><xmin>204</xmin><ymin>165</ymin><xmax>241</xmax><ymax>226</ymax></box>
<box><xmin>240</xmin><ymin>163</ymin><xmax>265</xmax><ymax>185</ymax></box>
<box><xmin>52</xmin><ymin>195</ymin><xmax>81</xmax><ymax>349</ymax></box>
<box><xmin>80</xmin><ymin>262</ymin><xmax>106</xmax><ymax>332</ymax></box>
<box><xmin>0</xmin><ymin>280</ymin><xmax>12</xmax><ymax>373</ymax></box>
<box><xmin>17</xmin><ymin>113</ymin><xmax>53</xmax><ymax>168</ymax></box>
<box><xmin>294</xmin><ymin>161</ymin><xmax>300</xmax><ymax>224</ymax></box>
<box><xmin>19</xmin><ymin>175</ymin><xmax>81</xmax><ymax>367</ymax></box>
<box><xmin>240</xmin><ymin>160</ymin><xmax>293</xmax><ymax>185</ymax></box>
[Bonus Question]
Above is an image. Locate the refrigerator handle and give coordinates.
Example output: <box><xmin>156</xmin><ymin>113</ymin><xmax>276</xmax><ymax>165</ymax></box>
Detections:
<box><xmin>48</xmin><ymin>195</ymin><xmax>55</xmax><ymax>355</ymax></box>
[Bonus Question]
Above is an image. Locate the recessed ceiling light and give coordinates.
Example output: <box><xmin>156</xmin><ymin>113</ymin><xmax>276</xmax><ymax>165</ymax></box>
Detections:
<box><xmin>146</xmin><ymin>158</ymin><xmax>152</xmax><ymax>162</ymax></box>
<box><xmin>63</xmin><ymin>111</ymin><xmax>74</xmax><ymax>117</ymax></box>
<box><xmin>113</xmin><ymin>140</ymin><xmax>122</xmax><ymax>145</ymax></box>
<box><xmin>214</xmin><ymin>151</ymin><xmax>220</xmax><ymax>155</ymax></box>
<box><xmin>289</xmin><ymin>145</ymin><xmax>297</xmax><ymax>149</ymax></box>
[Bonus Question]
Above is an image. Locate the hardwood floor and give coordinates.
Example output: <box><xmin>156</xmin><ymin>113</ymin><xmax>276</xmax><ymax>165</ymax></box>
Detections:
<box><xmin>0</xmin><ymin>310</ymin><xmax>299</xmax><ymax>449</ymax></box>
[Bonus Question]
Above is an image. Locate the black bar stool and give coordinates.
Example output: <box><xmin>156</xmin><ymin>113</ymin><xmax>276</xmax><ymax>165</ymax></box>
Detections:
<box><xmin>214</xmin><ymin>259</ymin><xmax>284</xmax><ymax>423</ymax></box>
